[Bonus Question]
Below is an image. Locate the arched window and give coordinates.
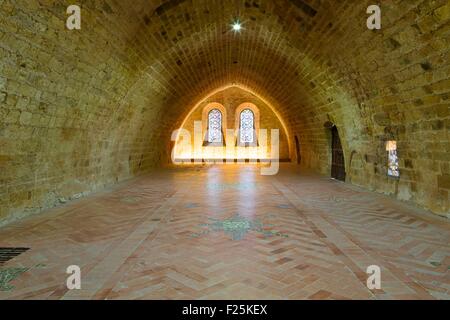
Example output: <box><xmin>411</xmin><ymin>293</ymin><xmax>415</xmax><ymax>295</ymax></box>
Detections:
<box><xmin>240</xmin><ymin>109</ymin><xmax>255</xmax><ymax>144</ymax></box>
<box><xmin>207</xmin><ymin>109</ymin><xmax>223</xmax><ymax>143</ymax></box>
<box><xmin>386</xmin><ymin>140</ymin><xmax>399</xmax><ymax>177</ymax></box>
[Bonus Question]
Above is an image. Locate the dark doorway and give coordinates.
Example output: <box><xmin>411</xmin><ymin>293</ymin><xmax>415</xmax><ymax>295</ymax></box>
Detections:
<box><xmin>331</xmin><ymin>126</ymin><xmax>346</xmax><ymax>181</ymax></box>
<box><xmin>295</xmin><ymin>136</ymin><xmax>301</xmax><ymax>165</ymax></box>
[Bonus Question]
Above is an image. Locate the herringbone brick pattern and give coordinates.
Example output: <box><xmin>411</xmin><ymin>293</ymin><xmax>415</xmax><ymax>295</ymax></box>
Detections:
<box><xmin>0</xmin><ymin>165</ymin><xmax>448</xmax><ymax>300</ymax></box>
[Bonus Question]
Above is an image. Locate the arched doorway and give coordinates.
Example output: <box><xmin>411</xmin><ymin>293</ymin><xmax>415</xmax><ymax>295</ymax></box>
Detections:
<box><xmin>331</xmin><ymin>126</ymin><xmax>346</xmax><ymax>181</ymax></box>
<box><xmin>295</xmin><ymin>136</ymin><xmax>301</xmax><ymax>165</ymax></box>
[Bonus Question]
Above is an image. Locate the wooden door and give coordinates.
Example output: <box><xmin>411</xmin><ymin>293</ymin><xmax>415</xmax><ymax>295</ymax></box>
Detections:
<box><xmin>295</xmin><ymin>136</ymin><xmax>301</xmax><ymax>165</ymax></box>
<box><xmin>331</xmin><ymin>126</ymin><xmax>346</xmax><ymax>181</ymax></box>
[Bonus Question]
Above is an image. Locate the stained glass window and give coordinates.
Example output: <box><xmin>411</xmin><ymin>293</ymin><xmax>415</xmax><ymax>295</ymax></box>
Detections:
<box><xmin>386</xmin><ymin>141</ymin><xmax>399</xmax><ymax>177</ymax></box>
<box><xmin>207</xmin><ymin>109</ymin><xmax>223</xmax><ymax>143</ymax></box>
<box><xmin>240</xmin><ymin>109</ymin><xmax>255</xmax><ymax>144</ymax></box>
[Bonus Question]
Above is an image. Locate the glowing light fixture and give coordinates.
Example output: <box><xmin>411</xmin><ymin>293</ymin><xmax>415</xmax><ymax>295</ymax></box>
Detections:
<box><xmin>232</xmin><ymin>21</ymin><xmax>242</xmax><ymax>32</ymax></box>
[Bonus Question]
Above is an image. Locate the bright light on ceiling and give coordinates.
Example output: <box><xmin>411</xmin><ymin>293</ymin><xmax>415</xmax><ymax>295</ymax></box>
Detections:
<box><xmin>232</xmin><ymin>21</ymin><xmax>242</xmax><ymax>32</ymax></box>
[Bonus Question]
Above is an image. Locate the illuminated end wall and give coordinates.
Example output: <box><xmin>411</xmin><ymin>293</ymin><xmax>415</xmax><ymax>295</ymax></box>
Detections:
<box><xmin>173</xmin><ymin>87</ymin><xmax>290</xmax><ymax>161</ymax></box>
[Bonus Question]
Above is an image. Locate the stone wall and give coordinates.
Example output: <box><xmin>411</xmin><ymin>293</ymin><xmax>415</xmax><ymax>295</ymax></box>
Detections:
<box><xmin>289</xmin><ymin>0</ymin><xmax>450</xmax><ymax>216</ymax></box>
<box><xmin>0</xmin><ymin>1</ymin><xmax>170</xmax><ymax>225</ymax></box>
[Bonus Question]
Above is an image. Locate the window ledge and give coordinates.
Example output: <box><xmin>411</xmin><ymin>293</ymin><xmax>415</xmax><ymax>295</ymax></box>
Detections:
<box><xmin>203</xmin><ymin>142</ymin><xmax>226</xmax><ymax>147</ymax></box>
<box><xmin>236</xmin><ymin>141</ymin><xmax>259</xmax><ymax>147</ymax></box>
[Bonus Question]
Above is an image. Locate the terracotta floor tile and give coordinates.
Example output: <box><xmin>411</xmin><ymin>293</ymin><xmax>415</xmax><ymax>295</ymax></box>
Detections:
<box><xmin>0</xmin><ymin>165</ymin><xmax>448</xmax><ymax>300</ymax></box>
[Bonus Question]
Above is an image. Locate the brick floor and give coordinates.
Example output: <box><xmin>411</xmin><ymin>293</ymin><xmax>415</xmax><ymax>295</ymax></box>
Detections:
<box><xmin>0</xmin><ymin>164</ymin><xmax>449</xmax><ymax>300</ymax></box>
